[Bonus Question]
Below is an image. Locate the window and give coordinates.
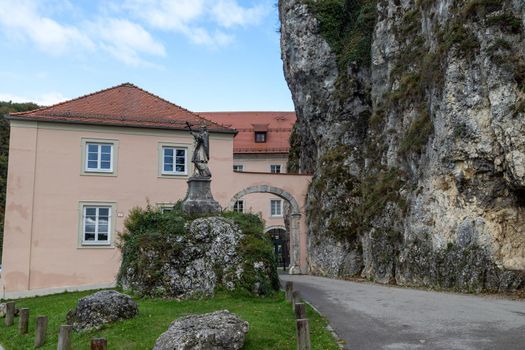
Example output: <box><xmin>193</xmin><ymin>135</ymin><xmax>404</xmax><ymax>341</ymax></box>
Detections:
<box><xmin>270</xmin><ymin>165</ymin><xmax>281</xmax><ymax>173</ymax></box>
<box><xmin>233</xmin><ymin>200</ymin><xmax>244</xmax><ymax>213</ymax></box>
<box><xmin>233</xmin><ymin>165</ymin><xmax>244</xmax><ymax>172</ymax></box>
<box><xmin>270</xmin><ymin>199</ymin><xmax>283</xmax><ymax>217</ymax></box>
<box><xmin>85</xmin><ymin>143</ymin><xmax>113</xmax><ymax>172</ymax></box>
<box><xmin>82</xmin><ymin>206</ymin><xmax>111</xmax><ymax>245</ymax></box>
<box><xmin>255</xmin><ymin>132</ymin><xmax>267</xmax><ymax>143</ymax></box>
<box><xmin>162</xmin><ymin>146</ymin><xmax>187</xmax><ymax>175</ymax></box>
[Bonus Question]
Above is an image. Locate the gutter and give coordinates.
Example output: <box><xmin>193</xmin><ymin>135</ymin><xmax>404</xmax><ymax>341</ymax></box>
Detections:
<box><xmin>6</xmin><ymin>115</ymin><xmax>238</xmax><ymax>135</ymax></box>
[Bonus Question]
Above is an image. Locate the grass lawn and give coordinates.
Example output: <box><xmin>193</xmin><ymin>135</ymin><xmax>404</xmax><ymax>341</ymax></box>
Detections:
<box><xmin>0</xmin><ymin>290</ymin><xmax>340</xmax><ymax>349</ymax></box>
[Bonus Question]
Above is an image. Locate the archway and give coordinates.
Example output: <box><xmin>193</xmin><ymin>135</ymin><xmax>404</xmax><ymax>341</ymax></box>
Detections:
<box><xmin>228</xmin><ymin>185</ymin><xmax>302</xmax><ymax>274</ymax></box>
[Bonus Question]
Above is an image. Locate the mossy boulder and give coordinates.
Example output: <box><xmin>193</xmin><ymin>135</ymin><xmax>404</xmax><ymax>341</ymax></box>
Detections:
<box><xmin>117</xmin><ymin>205</ymin><xmax>279</xmax><ymax>298</ymax></box>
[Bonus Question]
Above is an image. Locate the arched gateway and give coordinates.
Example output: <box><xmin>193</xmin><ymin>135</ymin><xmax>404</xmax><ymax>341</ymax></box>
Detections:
<box><xmin>228</xmin><ymin>185</ymin><xmax>302</xmax><ymax>274</ymax></box>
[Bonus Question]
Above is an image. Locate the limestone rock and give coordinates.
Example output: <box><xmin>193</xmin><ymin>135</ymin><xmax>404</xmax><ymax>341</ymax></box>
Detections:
<box><xmin>118</xmin><ymin>216</ymin><xmax>279</xmax><ymax>298</ymax></box>
<box><xmin>66</xmin><ymin>290</ymin><xmax>138</xmax><ymax>331</ymax></box>
<box><xmin>279</xmin><ymin>0</ymin><xmax>525</xmax><ymax>292</ymax></box>
<box><xmin>153</xmin><ymin>310</ymin><xmax>249</xmax><ymax>350</ymax></box>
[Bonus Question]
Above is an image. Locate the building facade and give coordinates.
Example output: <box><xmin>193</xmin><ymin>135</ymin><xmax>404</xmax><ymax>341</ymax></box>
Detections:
<box><xmin>201</xmin><ymin>112</ymin><xmax>296</xmax><ymax>268</ymax></box>
<box><xmin>0</xmin><ymin>84</ymin><xmax>310</xmax><ymax>298</ymax></box>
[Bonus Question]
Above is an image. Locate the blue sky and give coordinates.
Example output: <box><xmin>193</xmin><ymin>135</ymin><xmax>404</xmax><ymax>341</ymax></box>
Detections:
<box><xmin>0</xmin><ymin>0</ymin><xmax>294</xmax><ymax>111</ymax></box>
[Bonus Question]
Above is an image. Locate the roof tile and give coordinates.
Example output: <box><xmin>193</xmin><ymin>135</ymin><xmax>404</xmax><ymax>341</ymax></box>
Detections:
<box><xmin>8</xmin><ymin>83</ymin><xmax>234</xmax><ymax>133</ymax></box>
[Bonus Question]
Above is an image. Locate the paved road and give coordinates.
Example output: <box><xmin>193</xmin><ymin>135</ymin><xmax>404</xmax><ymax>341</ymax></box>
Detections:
<box><xmin>280</xmin><ymin>274</ymin><xmax>525</xmax><ymax>350</ymax></box>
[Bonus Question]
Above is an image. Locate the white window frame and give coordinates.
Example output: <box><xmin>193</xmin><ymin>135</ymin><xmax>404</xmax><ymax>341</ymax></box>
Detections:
<box><xmin>81</xmin><ymin>205</ymin><xmax>113</xmax><ymax>246</ymax></box>
<box><xmin>270</xmin><ymin>164</ymin><xmax>281</xmax><ymax>174</ymax></box>
<box><xmin>233</xmin><ymin>164</ymin><xmax>244</xmax><ymax>172</ymax></box>
<box><xmin>270</xmin><ymin>199</ymin><xmax>283</xmax><ymax>217</ymax></box>
<box><xmin>161</xmin><ymin>146</ymin><xmax>188</xmax><ymax>176</ymax></box>
<box><xmin>233</xmin><ymin>200</ymin><xmax>244</xmax><ymax>213</ymax></box>
<box><xmin>85</xmin><ymin>142</ymin><xmax>114</xmax><ymax>172</ymax></box>
<box><xmin>81</xmin><ymin>139</ymin><xmax>118</xmax><ymax>176</ymax></box>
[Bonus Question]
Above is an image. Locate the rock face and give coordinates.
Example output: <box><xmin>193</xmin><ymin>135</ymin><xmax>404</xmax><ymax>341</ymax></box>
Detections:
<box><xmin>118</xmin><ymin>216</ymin><xmax>279</xmax><ymax>298</ymax></box>
<box><xmin>280</xmin><ymin>0</ymin><xmax>525</xmax><ymax>292</ymax></box>
<box><xmin>66</xmin><ymin>290</ymin><xmax>138</xmax><ymax>331</ymax></box>
<box><xmin>152</xmin><ymin>310</ymin><xmax>249</xmax><ymax>350</ymax></box>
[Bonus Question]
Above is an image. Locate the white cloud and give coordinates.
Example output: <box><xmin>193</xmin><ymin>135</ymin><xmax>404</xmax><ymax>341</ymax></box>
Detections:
<box><xmin>0</xmin><ymin>0</ymin><xmax>270</xmax><ymax>62</ymax></box>
<box><xmin>89</xmin><ymin>18</ymin><xmax>166</xmax><ymax>66</ymax></box>
<box><xmin>119</xmin><ymin>0</ymin><xmax>269</xmax><ymax>48</ymax></box>
<box><xmin>211</xmin><ymin>0</ymin><xmax>268</xmax><ymax>28</ymax></box>
<box><xmin>122</xmin><ymin>0</ymin><xmax>205</xmax><ymax>31</ymax></box>
<box><xmin>0</xmin><ymin>92</ymin><xmax>68</xmax><ymax>106</ymax></box>
<box><xmin>0</xmin><ymin>0</ymin><xmax>94</xmax><ymax>54</ymax></box>
<box><xmin>0</xmin><ymin>0</ymin><xmax>165</xmax><ymax>65</ymax></box>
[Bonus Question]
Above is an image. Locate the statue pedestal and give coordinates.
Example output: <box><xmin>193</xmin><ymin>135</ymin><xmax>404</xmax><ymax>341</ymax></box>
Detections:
<box><xmin>181</xmin><ymin>176</ymin><xmax>222</xmax><ymax>215</ymax></box>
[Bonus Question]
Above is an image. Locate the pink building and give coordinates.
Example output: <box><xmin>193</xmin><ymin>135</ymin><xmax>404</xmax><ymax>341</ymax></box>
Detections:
<box><xmin>201</xmin><ymin>112</ymin><xmax>296</xmax><ymax>269</ymax></box>
<box><xmin>0</xmin><ymin>84</ymin><xmax>311</xmax><ymax>299</ymax></box>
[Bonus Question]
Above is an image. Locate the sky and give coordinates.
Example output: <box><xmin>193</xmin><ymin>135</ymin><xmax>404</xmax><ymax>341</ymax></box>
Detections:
<box><xmin>0</xmin><ymin>0</ymin><xmax>294</xmax><ymax>112</ymax></box>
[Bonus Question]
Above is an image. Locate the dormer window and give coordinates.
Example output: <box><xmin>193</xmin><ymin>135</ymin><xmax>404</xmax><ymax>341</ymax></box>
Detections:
<box><xmin>255</xmin><ymin>131</ymin><xmax>267</xmax><ymax>143</ymax></box>
<box><xmin>253</xmin><ymin>124</ymin><xmax>269</xmax><ymax>143</ymax></box>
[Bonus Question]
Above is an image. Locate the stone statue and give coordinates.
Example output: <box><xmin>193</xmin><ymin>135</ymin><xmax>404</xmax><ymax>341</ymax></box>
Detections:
<box><xmin>186</xmin><ymin>122</ymin><xmax>212</xmax><ymax>177</ymax></box>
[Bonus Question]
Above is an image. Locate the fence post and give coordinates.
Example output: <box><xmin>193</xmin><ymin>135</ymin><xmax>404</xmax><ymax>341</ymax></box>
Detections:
<box><xmin>91</xmin><ymin>338</ymin><xmax>108</xmax><ymax>350</ymax></box>
<box><xmin>292</xmin><ymin>290</ymin><xmax>301</xmax><ymax>311</ymax></box>
<box><xmin>5</xmin><ymin>301</ymin><xmax>16</xmax><ymax>326</ymax></box>
<box><xmin>19</xmin><ymin>308</ymin><xmax>29</xmax><ymax>334</ymax></box>
<box><xmin>296</xmin><ymin>318</ymin><xmax>311</xmax><ymax>350</ymax></box>
<box><xmin>57</xmin><ymin>324</ymin><xmax>73</xmax><ymax>350</ymax></box>
<box><xmin>294</xmin><ymin>302</ymin><xmax>306</xmax><ymax>319</ymax></box>
<box><xmin>34</xmin><ymin>315</ymin><xmax>48</xmax><ymax>348</ymax></box>
<box><xmin>285</xmin><ymin>281</ymin><xmax>293</xmax><ymax>302</ymax></box>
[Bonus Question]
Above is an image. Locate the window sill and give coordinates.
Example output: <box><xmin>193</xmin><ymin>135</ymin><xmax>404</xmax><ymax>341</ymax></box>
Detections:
<box><xmin>81</xmin><ymin>171</ymin><xmax>117</xmax><ymax>177</ymax></box>
<box><xmin>78</xmin><ymin>244</ymin><xmax>114</xmax><ymax>249</ymax></box>
<box><xmin>158</xmin><ymin>173</ymin><xmax>189</xmax><ymax>178</ymax></box>
<box><xmin>270</xmin><ymin>215</ymin><xmax>284</xmax><ymax>218</ymax></box>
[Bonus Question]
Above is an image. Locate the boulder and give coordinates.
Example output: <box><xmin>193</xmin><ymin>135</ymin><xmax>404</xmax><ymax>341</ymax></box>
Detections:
<box><xmin>66</xmin><ymin>290</ymin><xmax>138</xmax><ymax>331</ymax></box>
<box><xmin>153</xmin><ymin>310</ymin><xmax>249</xmax><ymax>350</ymax></box>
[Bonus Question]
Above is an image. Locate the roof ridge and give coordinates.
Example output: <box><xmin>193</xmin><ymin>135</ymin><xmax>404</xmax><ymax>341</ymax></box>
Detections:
<box><xmin>10</xmin><ymin>82</ymin><xmax>136</xmax><ymax>116</ymax></box>
<box><xmin>125</xmin><ymin>84</ymin><xmax>230</xmax><ymax>131</ymax></box>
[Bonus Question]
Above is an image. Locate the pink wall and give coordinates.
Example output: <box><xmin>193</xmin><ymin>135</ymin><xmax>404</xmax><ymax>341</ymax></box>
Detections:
<box><xmin>1</xmin><ymin>121</ymin><xmax>311</xmax><ymax>298</ymax></box>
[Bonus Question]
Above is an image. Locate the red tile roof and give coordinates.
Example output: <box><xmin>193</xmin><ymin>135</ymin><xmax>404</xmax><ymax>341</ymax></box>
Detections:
<box><xmin>7</xmin><ymin>83</ymin><xmax>235</xmax><ymax>134</ymax></box>
<box><xmin>200</xmin><ymin>112</ymin><xmax>296</xmax><ymax>154</ymax></box>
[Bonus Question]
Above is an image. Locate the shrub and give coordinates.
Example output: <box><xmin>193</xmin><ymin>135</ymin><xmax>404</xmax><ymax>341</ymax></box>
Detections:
<box><xmin>117</xmin><ymin>205</ymin><xmax>279</xmax><ymax>298</ymax></box>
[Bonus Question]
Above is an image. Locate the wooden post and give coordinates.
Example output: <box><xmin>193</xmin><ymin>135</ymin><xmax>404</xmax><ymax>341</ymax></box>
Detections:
<box><xmin>5</xmin><ymin>301</ymin><xmax>16</xmax><ymax>326</ymax></box>
<box><xmin>57</xmin><ymin>325</ymin><xmax>73</xmax><ymax>350</ymax></box>
<box><xmin>34</xmin><ymin>316</ymin><xmax>48</xmax><ymax>348</ymax></box>
<box><xmin>91</xmin><ymin>338</ymin><xmax>108</xmax><ymax>350</ymax></box>
<box><xmin>285</xmin><ymin>281</ymin><xmax>293</xmax><ymax>302</ymax></box>
<box><xmin>294</xmin><ymin>302</ymin><xmax>306</xmax><ymax>319</ymax></box>
<box><xmin>296</xmin><ymin>318</ymin><xmax>311</xmax><ymax>350</ymax></box>
<box><xmin>292</xmin><ymin>290</ymin><xmax>301</xmax><ymax>310</ymax></box>
<box><xmin>19</xmin><ymin>308</ymin><xmax>29</xmax><ymax>334</ymax></box>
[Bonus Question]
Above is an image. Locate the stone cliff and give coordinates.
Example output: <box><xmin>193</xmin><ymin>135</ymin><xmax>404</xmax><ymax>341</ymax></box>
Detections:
<box><xmin>279</xmin><ymin>0</ymin><xmax>525</xmax><ymax>292</ymax></box>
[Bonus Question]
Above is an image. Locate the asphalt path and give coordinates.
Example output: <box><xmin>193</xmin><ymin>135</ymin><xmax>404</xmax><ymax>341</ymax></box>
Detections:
<box><xmin>280</xmin><ymin>274</ymin><xmax>525</xmax><ymax>350</ymax></box>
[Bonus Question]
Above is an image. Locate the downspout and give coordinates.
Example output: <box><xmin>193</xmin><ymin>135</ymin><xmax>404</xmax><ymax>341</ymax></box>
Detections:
<box><xmin>27</xmin><ymin>122</ymin><xmax>40</xmax><ymax>290</ymax></box>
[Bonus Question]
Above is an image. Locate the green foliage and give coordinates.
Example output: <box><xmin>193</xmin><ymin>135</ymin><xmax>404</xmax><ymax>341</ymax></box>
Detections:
<box><xmin>305</xmin><ymin>0</ymin><xmax>377</xmax><ymax>68</ymax></box>
<box><xmin>309</xmin><ymin>145</ymin><xmax>405</xmax><ymax>243</ymax></box>
<box><xmin>287</xmin><ymin>124</ymin><xmax>301</xmax><ymax>173</ymax></box>
<box><xmin>117</xmin><ymin>205</ymin><xmax>279</xmax><ymax>297</ymax></box>
<box><xmin>399</xmin><ymin>110</ymin><xmax>433</xmax><ymax>155</ymax></box>
<box><xmin>0</xmin><ymin>101</ymin><xmax>39</xmax><ymax>262</ymax></box>
<box><xmin>486</xmin><ymin>13</ymin><xmax>523</xmax><ymax>34</ymax></box>
<box><xmin>461</xmin><ymin>0</ymin><xmax>503</xmax><ymax>18</ymax></box>
<box><xmin>0</xmin><ymin>290</ymin><xmax>340</xmax><ymax>349</ymax></box>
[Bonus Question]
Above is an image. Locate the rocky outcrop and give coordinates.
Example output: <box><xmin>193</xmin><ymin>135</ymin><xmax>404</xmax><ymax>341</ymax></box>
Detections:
<box><xmin>118</xmin><ymin>214</ymin><xmax>279</xmax><ymax>298</ymax></box>
<box><xmin>66</xmin><ymin>290</ymin><xmax>138</xmax><ymax>331</ymax></box>
<box><xmin>152</xmin><ymin>310</ymin><xmax>249</xmax><ymax>350</ymax></box>
<box><xmin>280</xmin><ymin>0</ymin><xmax>525</xmax><ymax>292</ymax></box>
